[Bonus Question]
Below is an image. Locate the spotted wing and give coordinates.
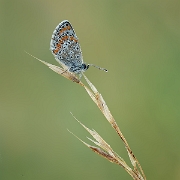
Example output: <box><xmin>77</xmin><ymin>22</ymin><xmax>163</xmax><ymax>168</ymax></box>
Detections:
<box><xmin>50</xmin><ymin>20</ymin><xmax>83</xmax><ymax>69</ymax></box>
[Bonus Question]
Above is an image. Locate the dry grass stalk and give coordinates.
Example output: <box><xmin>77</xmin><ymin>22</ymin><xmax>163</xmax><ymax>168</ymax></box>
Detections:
<box><xmin>27</xmin><ymin>52</ymin><xmax>146</xmax><ymax>180</ymax></box>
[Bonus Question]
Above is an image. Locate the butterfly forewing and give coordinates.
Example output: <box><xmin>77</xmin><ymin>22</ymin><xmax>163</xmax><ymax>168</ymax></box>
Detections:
<box><xmin>50</xmin><ymin>20</ymin><xmax>84</xmax><ymax>70</ymax></box>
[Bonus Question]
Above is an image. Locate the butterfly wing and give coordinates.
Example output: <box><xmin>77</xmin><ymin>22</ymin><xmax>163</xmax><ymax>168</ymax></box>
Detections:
<box><xmin>50</xmin><ymin>20</ymin><xmax>83</xmax><ymax>70</ymax></box>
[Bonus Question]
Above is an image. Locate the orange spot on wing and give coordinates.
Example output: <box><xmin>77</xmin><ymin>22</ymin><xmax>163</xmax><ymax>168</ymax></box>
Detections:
<box><xmin>70</xmin><ymin>36</ymin><xmax>78</xmax><ymax>42</ymax></box>
<box><xmin>59</xmin><ymin>27</ymin><xmax>66</xmax><ymax>34</ymax></box>
<box><xmin>53</xmin><ymin>48</ymin><xmax>59</xmax><ymax>54</ymax></box>
<box><xmin>74</xmin><ymin>38</ymin><xmax>78</xmax><ymax>43</ymax></box>
<box><xmin>59</xmin><ymin>39</ymin><xmax>64</xmax><ymax>44</ymax></box>
<box><xmin>61</xmin><ymin>36</ymin><xmax>68</xmax><ymax>41</ymax></box>
<box><xmin>56</xmin><ymin>43</ymin><xmax>61</xmax><ymax>48</ymax></box>
<box><xmin>69</xmin><ymin>36</ymin><xmax>78</xmax><ymax>42</ymax></box>
<box><xmin>53</xmin><ymin>44</ymin><xmax>61</xmax><ymax>54</ymax></box>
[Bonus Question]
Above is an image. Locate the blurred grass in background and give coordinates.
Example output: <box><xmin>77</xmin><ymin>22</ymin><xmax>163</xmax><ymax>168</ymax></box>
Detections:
<box><xmin>0</xmin><ymin>0</ymin><xmax>180</xmax><ymax>179</ymax></box>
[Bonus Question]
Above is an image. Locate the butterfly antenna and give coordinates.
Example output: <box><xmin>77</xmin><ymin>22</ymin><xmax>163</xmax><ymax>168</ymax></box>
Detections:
<box><xmin>88</xmin><ymin>64</ymin><xmax>108</xmax><ymax>72</ymax></box>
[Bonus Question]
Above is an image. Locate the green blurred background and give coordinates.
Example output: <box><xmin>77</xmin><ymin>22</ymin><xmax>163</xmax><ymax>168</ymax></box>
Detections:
<box><xmin>1</xmin><ymin>0</ymin><xmax>180</xmax><ymax>179</ymax></box>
